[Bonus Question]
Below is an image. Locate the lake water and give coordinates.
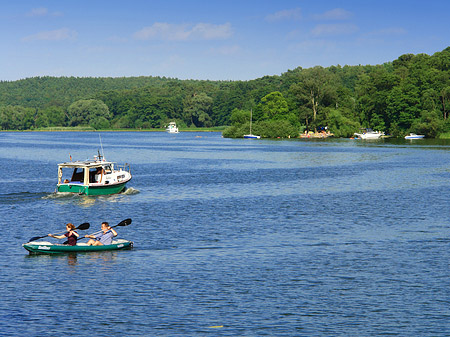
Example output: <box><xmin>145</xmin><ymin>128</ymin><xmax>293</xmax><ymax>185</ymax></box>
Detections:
<box><xmin>1</xmin><ymin>131</ymin><xmax>450</xmax><ymax>336</ymax></box>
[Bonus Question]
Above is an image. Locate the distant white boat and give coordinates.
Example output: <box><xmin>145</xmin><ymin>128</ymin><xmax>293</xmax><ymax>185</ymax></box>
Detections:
<box><xmin>243</xmin><ymin>109</ymin><xmax>260</xmax><ymax>139</ymax></box>
<box><xmin>166</xmin><ymin>122</ymin><xmax>179</xmax><ymax>133</ymax></box>
<box><xmin>243</xmin><ymin>134</ymin><xmax>261</xmax><ymax>139</ymax></box>
<box><xmin>354</xmin><ymin>128</ymin><xmax>384</xmax><ymax>139</ymax></box>
<box><xmin>405</xmin><ymin>133</ymin><xmax>425</xmax><ymax>139</ymax></box>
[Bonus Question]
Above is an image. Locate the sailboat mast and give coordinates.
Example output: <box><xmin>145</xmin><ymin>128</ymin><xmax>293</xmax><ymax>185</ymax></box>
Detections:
<box><xmin>250</xmin><ymin>109</ymin><xmax>252</xmax><ymax>134</ymax></box>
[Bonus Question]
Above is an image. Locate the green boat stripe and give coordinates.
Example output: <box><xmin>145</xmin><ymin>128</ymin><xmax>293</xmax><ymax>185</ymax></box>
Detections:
<box><xmin>23</xmin><ymin>240</ymin><xmax>133</xmax><ymax>254</ymax></box>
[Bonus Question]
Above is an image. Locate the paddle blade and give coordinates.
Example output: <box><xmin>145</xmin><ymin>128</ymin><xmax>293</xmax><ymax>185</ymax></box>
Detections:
<box><xmin>28</xmin><ymin>235</ymin><xmax>46</xmax><ymax>242</ymax></box>
<box><xmin>117</xmin><ymin>218</ymin><xmax>132</xmax><ymax>227</ymax></box>
<box><xmin>77</xmin><ymin>222</ymin><xmax>90</xmax><ymax>230</ymax></box>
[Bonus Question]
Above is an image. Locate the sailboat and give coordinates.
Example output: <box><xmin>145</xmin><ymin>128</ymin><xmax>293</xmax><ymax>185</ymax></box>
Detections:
<box><xmin>243</xmin><ymin>109</ymin><xmax>260</xmax><ymax>139</ymax></box>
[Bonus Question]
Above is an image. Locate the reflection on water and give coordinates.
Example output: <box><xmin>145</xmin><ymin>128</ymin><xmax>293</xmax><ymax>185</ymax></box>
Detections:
<box><xmin>67</xmin><ymin>253</ymin><xmax>77</xmax><ymax>266</ymax></box>
<box><xmin>24</xmin><ymin>250</ymin><xmax>120</xmax><ymax>266</ymax></box>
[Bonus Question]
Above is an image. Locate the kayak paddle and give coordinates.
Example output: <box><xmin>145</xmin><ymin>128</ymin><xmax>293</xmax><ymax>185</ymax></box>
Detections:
<box><xmin>79</xmin><ymin>218</ymin><xmax>132</xmax><ymax>239</ymax></box>
<box><xmin>28</xmin><ymin>222</ymin><xmax>90</xmax><ymax>242</ymax></box>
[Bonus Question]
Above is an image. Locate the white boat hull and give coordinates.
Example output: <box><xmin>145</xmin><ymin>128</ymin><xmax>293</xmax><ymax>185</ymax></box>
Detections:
<box><xmin>243</xmin><ymin>134</ymin><xmax>261</xmax><ymax>139</ymax></box>
<box><xmin>354</xmin><ymin>132</ymin><xmax>384</xmax><ymax>139</ymax></box>
<box><xmin>405</xmin><ymin>134</ymin><xmax>424</xmax><ymax>139</ymax></box>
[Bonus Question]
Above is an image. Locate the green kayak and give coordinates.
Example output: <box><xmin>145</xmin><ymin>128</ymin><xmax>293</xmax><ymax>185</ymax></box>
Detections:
<box><xmin>23</xmin><ymin>239</ymin><xmax>133</xmax><ymax>254</ymax></box>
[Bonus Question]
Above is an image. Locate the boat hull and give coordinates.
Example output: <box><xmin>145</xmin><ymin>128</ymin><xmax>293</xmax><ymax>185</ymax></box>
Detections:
<box><xmin>243</xmin><ymin>134</ymin><xmax>261</xmax><ymax>139</ymax></box>
<box><xmin>23</xmin><ymin>239</ymin><xmax>133</xmax><ymax>254</ymax></box>
<box><xmin>354</xmin><ymin>133</ymin><xmax>383</xmax><ymax>139</ymax></box>
<box><xmin>57</xmin><ymin>180</ymin><xmax>129</xmax><ymax>195</ymax></box>
<box><xmin>405</xmin><ymin>134</ymin><xmax>425</xmax><ymax>139</ymax></box>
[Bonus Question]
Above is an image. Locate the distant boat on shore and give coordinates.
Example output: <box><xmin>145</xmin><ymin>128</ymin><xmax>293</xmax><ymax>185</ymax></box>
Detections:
<box><xmin>354</xmin><ymin>128</ymin><xmax>384</xmax><ymax>139</ymax></box>
<box><xmin>405</xmin><ymin>133</ymin><xmax>425</xmax><ymax>139</ymax></box>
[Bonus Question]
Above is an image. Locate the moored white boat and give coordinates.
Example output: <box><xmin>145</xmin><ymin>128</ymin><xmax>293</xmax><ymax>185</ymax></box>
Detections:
<box><xmin>354</xmin><ymin>129</ymin><xmax>384</xmax><ymax>139</ymax></box>
<box><xmin>243</xmin><ymin>109</ymin><xmax>260</xmax><ymax>139</ymax></box>
<box><xmin>57</xmin><ymin>153</ymin><xmax>131</xmax><ymax>196</ymax></box>
<box><xmin>166</xmin><ymin>122</ymin><xmax>179</xmax><ymax>133</ymax></box>
<box><xmin>243</xmin><ymin>134</ymin><xmax>261</xmax><ymax>139</ymax></box>
<box><xmin>405</xmin><ymin>133</ymin><xmax>425</xmax><ymax>139</ymax></box>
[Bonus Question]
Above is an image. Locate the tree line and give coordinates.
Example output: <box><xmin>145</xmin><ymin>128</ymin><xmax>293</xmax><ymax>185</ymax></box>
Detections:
<box><xmin>1</xmin><ymin>47</ymin><xmax>449</xmax><ymax>138</ymax></box>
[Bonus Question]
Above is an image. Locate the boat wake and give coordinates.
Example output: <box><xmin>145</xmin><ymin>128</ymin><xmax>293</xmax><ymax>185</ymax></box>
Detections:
<box><xmin>122</xmin><ymin>187</ymin><xmax>140</xmax><ymax>195</ymax></box>
<box><xmin>0</xmin><ymin>191</ymin><xmax>48</xmax><ymax>204</ymax></box>
<box><xmin>42</xmin><ymin>191</ymin><xmax>76</xmax><ymax>200</ymax></box>
<box><xmin>42</xmin><ymin>188</ymin><xmax>139</xmax><ymax>207</ymax></box>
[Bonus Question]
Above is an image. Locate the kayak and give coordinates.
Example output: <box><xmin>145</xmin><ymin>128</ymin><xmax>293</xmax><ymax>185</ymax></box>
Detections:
<box><xmin>23</xmin><ymin>239</ymin><xmax>133</xmax><ymax>254</ymax></box>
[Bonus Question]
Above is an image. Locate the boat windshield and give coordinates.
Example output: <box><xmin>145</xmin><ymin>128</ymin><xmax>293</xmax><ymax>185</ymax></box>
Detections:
<box><xmin>71</xmin><ymin>168</ymin><xmax>84</xmax><ymax>183</ymax></box>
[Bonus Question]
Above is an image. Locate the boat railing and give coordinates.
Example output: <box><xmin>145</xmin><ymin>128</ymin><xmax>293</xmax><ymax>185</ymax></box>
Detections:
<box><xmin>117</xmin><ymin>163</ymin><xmax>131</xmax><ymax>173</ymax></box>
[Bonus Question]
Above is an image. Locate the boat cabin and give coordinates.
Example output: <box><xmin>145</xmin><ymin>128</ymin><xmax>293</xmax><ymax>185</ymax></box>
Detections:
<box><xmin>58</xmin><ymin>161</ymin><xmax>115</xmax><ymax>185</ymax></box>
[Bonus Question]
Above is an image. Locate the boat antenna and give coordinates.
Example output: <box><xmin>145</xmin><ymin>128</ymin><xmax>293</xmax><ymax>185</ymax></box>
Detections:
<box><xmin>98</xmin><ymin>133</ymin><xmax>105</xmax><ymax>159</ymax></box>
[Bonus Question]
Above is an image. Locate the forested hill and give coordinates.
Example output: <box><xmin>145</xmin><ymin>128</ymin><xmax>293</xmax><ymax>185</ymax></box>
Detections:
<box><xmin>1</xmin><ymin>47</ymin><xmax>450</xmax><ymax>138</ymax></box>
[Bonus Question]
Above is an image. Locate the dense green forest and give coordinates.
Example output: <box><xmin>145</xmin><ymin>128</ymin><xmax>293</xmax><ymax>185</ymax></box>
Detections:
<box><xmin>1</xmin><ymin>47</ymin><xmax>450</xmax><ymax>138</ymax></box>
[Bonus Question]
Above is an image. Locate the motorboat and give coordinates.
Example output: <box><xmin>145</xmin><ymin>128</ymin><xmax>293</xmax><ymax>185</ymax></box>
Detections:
<box><xmin>57</xmin><ymin>153</ymin><xmax>131</xmax><ymax>195</ymax></box>
<box><xmin>354</xmin><ymin>128</ymin><xmax>385</xmax><ymax>139</ymax></box>
<box><xmin>405</xmin><ymin>133</ymin><xmax>425</xmax><ymax>139</ymax></box>
<box><xmin>166</xmin><ymin>122</ymin><xmax>179</xmax><ymax>133</ymax></box>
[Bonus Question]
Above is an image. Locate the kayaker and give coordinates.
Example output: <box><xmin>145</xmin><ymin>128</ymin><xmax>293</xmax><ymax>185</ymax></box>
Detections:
<box><xmin>85</xmin><ymin>222</ymin><xmax>117</xmax><ymax>246</ymax></box>
<box><xmin>48</xmin><ymin>223</ymin><xmax>79</xmax><ymax>246</ymax></box>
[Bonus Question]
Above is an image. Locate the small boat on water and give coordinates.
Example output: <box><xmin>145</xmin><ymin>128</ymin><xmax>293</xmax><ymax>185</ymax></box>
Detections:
<box><xmin>405</xmin><ymin>133</ymin><xmax>425</xmax><ymax>139</ymax></box>
<box><xmin>354</xmin><ymin>128</ymin><xmax>385</xmax><ymax>139</ymax></box>
<box><xmin>166</xmin><ymin>121</ymin><xmax>179</xmax><ymax>133</ymax></box>
<box><xmin>243</xmin><ymin>134</ymin><xmax>261</xmax><ymax>139</ymax></box>
<box><xmin>243</xmin><ymin>109</ymin><xmax>260</xmax><ymax>139</ymax></box>
<box><xmin>57</xmin><ymin>153</ymin><xmax>131</xmax><ymax>195</ymax></box>
<box><xmin>23</xmin><ymin>239</ymin><xmax>133</xmax><ymax>254</ymax></box>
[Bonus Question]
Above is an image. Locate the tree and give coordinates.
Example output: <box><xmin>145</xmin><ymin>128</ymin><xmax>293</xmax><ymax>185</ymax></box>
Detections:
<box><xmin>43</xmin><ymin>106</ymin><xmax>67</xmax><ymax>126</ymax></box>
<box><xmin>440</xmin><ymin>87</ymin><xmax>450</xmax><ymax>120</ymax></box>
<box><xmin>355</xmin><ymin>67</ymin><xmax>397</xmax><ymax>131</ymax></box>
<box><xmin>229</xmin><ymin>108</ymin><xmax>250</xmax><ymax>126</ymax></box>
<box><xmin>327</xmin><ymin>109</ymin><xmax>360</xmax><ymax>137</ymax></box>
<box><xmin>386</xmin><ymin>84</ymin><xmax>420</xmax><ymax>134</ymax></box>
<box><xmin>0</xmin><ymin>105</ymin><xmax>34</xmax><ymax>130</ymax></box>
<box><xmin>183</xmin><ymin>93</ymin><xmax>213</xmax><ymax>127</ymax></box>
<box><xmin>35</xmin><ymin>110</ymin><xmax>49</xmax><ymax>128</ymax></box>
<box><xmin>67</xmin><ymin>99</ymin><xmax>111</xmax><ymax>129</ymax></box>
<box><xmin>290</xmin><ymin>66</ymin><xmax>337</xmax><ymax>130</ymax></box>
<box><xmin>411</xmin><ymin>110</ymin><xmax>444</xmax><ymax>137</ymax></box>
<box><xmin>259</xmin><ymin>91</ymin><xmax>289</xmax><ymax>120</ymax></box>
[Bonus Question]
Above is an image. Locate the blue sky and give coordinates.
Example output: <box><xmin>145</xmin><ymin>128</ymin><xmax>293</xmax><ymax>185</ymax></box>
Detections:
<box><xmin>1</xmin><ymin>0</ymin><xmax>449</xmax><ymax>81</ymax></box>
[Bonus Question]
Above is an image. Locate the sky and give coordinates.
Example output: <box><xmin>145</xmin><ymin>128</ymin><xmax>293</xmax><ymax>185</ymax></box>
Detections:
<box><xmin>1</xmin><ymin>0</ymin><xmax>449</xmax><ymax>81</ymax></box>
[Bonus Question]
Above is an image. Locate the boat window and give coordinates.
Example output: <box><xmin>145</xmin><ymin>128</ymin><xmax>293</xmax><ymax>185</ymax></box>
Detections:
<box><xmin>71</xmin><ymin>168</ymin><xmax>84</xmax><ymax>182</ymax></box>
<box><xmin>89</xmin><ymin>167</ymin><xmax>103</xmax><ymax>183</ymax></box>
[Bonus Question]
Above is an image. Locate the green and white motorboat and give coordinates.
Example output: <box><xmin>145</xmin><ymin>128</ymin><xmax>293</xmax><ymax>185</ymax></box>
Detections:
<box><xmin>23</xmin><ymin>239</ymin><xmax>133</xmax><ymax>254</ymax></box>
<box><xmin>57</xmin><ymin>153</ymin><xmax>131</xmax><ymax>196</ymax></box>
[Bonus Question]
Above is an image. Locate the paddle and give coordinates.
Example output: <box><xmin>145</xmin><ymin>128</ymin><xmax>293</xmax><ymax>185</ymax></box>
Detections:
<box><xmin>79</xmin><ymin>218</ymin><xmax>132</xmax><ymax>240</ymax></box>
<box><xmin>28</xmin><ymin>222</ymin><xmax>90</xmax><ymax>242</ymax></box>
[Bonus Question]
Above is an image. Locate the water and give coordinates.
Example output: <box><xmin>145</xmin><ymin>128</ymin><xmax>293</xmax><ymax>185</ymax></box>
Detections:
<box><xmin>1</xmin><ymin>132</ymin><xmax>450</xmax><ymax>336</ymax></box>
